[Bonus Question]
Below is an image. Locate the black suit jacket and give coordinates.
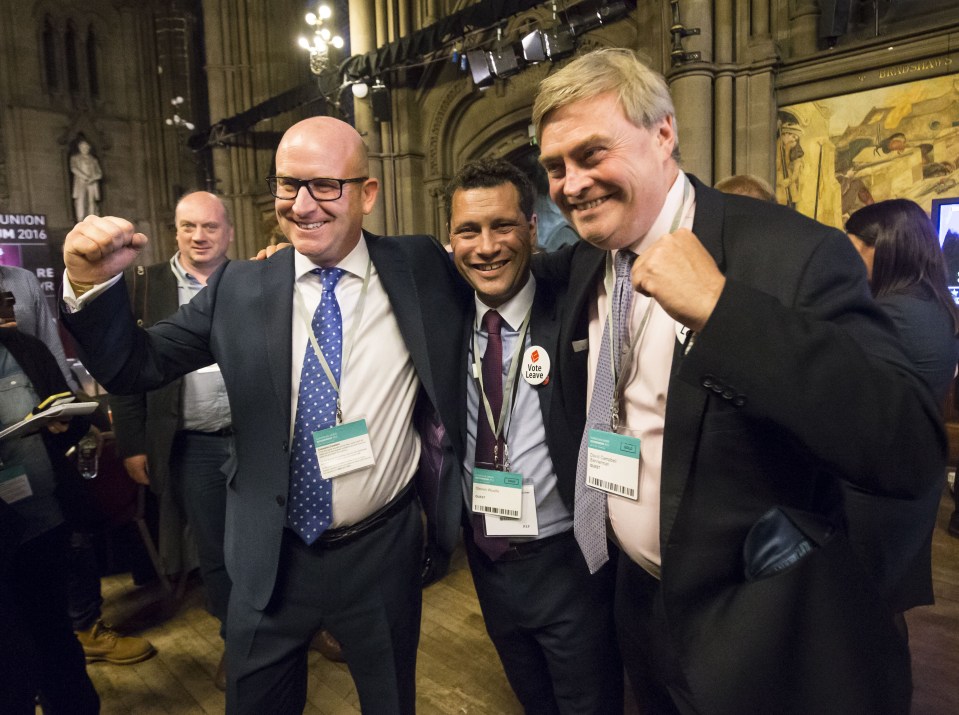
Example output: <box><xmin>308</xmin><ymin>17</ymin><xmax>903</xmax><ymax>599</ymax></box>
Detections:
<box><xmin>62</xmin><ymin>233</ymin><xmax>469</xmax><ymax>610</ymax></box>
<box><xmin>542</xmin><ymin>176</ymin><xmax>946</xmax><ymax>714</ymax></box>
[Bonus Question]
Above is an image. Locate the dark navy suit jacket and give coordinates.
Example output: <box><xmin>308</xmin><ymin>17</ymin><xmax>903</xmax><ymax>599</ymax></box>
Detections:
<box><xmin>62</xmin><ymin>232</ymin><xmax>469</xmax><ymax>610</ymax></box>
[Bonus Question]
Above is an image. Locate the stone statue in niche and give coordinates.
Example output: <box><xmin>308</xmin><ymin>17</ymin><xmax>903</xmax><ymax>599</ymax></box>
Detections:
<box><xmin>70</xmin><ymin>138</ymin><xmax>103</xmax><ymax>221</ymax></box>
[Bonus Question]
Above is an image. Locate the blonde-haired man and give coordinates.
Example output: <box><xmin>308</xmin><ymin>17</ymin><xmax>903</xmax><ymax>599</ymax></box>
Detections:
<box><xmin>532</xmin><ymin>48</ymin><xmax>943</xmax><ymax>714</ymax></box>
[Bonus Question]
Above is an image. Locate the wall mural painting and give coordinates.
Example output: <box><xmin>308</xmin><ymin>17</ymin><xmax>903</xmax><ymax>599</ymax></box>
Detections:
<box><xmin>776</xmin><ymin>72</ymin><xmax>959</xmax><ymax>229</ymax></box>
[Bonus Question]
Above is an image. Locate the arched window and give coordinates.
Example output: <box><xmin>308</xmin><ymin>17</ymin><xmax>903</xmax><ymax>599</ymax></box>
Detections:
<box><xmin>42</xmin><ymin>18</ymin><xmax>58</xmax><ymax>90</ymax></box>
<box><xmin>65</xmin><ymin>21</ymin><xmax>79</xmax><ymax>92</ymax></box>
<box><xmin>86</xmin><ymin>26</ymin><xmax>99</xmax><ymax>97</ymax></box>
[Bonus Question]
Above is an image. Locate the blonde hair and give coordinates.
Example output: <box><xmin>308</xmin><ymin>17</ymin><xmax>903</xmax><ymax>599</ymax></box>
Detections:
<box><xmin>532</xmin><ymin>48</ymin><xmax>678</xmax><ymax>157</ymax></box>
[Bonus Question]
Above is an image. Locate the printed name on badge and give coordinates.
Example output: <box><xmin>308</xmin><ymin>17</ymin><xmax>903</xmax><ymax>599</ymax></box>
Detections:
<box><xmin>585</xmin><ymin>429</ymin><xmax>640</xmax><ymax>500</ymax></box>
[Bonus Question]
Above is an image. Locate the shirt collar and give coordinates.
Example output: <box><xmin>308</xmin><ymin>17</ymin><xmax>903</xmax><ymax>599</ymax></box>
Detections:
<box><xmin>170</xmin><ymin>251</ymin><xmax>201</xmax><ymax>288</ymax></box>
<box><xmin>624</xmin><ymin>170</ymin><xmax>692</xmax><ymax>256</ymax></box>
<box><xmin>293</xmin><ymin>232</ymin><xmax>369</xmax><ymax>281</ymax></box>
<box><xmin>474</xmin><ymin>273</ymin><xmax>536</xmax><ymax>332</ymax></box>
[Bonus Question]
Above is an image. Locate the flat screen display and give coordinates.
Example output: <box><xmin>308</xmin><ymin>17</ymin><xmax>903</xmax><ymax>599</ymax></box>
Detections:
<box><xmin>932</xmin><ymin>197</ymin><xmax>959</xmax><ymax>305</ymax></box>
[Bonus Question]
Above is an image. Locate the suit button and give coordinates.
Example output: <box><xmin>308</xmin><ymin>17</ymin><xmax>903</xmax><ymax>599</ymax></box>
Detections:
<box><xmin>702</xmin><ymin>376</ymin><xmax>714</xmax><ymax>388</ymax></box>
<box><xmin>712</xmin><ymin>384</ymin><xmax>723</xmax><ymax>394</ymax></box>
<box><xmin>733</xmin><ymin>396</ymin><xmax>746</xmax><ymax>407</ymax></box>
<box><xmin>282</xmin><ymin>441</ymin><xmax>289</xmax><ymax>452</ymax></box>
<box><xmin>276</xmin><ymin>495</ymin><xmax>286</xmax><ymax>506</ymax></box>
<box><xmin>722</xmin><ymin>389</ymin><xmax>735</xmax><ymax>399</ymax></box>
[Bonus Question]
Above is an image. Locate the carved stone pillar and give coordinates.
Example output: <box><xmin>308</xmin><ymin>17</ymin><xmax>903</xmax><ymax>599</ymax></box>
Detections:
<box><xmin>668</xmin><ymin>0</ymin><xmax>714</xmax><ymax>183</ymax></box>
<box><xmin>202</xmin><ymin>0</ymin><xmax>257</xmax><ymax>258</ymax></box>
<box><xmin>349</xmin><ymin>0</ymin><xmax>385</xmax><ymax>234</ymax></box>
<box><xmin>713</xmin><ymin>0</ymin><xmax>734</xmax><ymax>181</ymax></box>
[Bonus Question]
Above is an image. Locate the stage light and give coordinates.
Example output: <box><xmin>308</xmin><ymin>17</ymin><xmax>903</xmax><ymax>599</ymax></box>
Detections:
<box><xmin>467</xmin><ymin>49</ymin><xmax>494</xmax><ymax>87</ymax></box>
<box><xmin>487</xmin><ymin>46</ymin><xmax>521</xmax><ymax>77</ymax></box>
<box><xmin>521</xmin><ymin>27</ymin><xmax>575</xmax><ymax>62</ymax></box>
<box><xmin>351</xmin><ymin>82</ymin><xmax>369</xmax><ymax>98</ymax></box>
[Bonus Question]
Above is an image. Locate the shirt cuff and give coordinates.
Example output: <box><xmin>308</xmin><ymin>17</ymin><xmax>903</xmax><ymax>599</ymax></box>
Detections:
<box><xmin>62</xmin><ymin>273</ymin><xmax>123</xmax><ymax>313</ymax></box>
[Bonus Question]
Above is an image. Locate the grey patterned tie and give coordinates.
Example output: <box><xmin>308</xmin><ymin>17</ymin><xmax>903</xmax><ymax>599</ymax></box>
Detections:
<box><xmin>574</xmin><ymin>250</ymin><xmax>636</xmax><ymax>573</ymax></box>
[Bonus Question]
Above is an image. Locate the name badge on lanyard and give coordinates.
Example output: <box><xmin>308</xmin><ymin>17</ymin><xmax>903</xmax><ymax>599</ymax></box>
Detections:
<box><xmin>585</xmin><ymin>429</ymin><xmax>640</xmax><ymax>499</ymax></box>
<box><xmin>483</xmin><ymin>482</ymin><xmax>539</xmax><ymax>536</ymax></box>
<box><xmin>313</xmin><ymin>418</ymin><xmax>376</xmax><ymax>479</ymax></box>
<box><xmin>471</xmin><ymin>466</ymin><xmax>524</xmax><ymax>519</ymax></box>
<box><xmin>470</xmin><ymin>306</ymin><xmax>532</xmax><ymax>519</ymax></box>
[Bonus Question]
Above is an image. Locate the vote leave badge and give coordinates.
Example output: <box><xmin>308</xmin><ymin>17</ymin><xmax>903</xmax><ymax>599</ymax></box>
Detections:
<box><xmin>522</xmin><ymin>345</ymin><xmax>550</xmax><ymax>386</ymax></box>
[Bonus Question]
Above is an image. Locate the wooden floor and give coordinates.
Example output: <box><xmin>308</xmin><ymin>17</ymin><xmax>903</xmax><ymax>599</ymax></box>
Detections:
<box><xmin>81</xmin><ymin>489</ymin><xmax>959</xmax><ymax>715</ymax></box>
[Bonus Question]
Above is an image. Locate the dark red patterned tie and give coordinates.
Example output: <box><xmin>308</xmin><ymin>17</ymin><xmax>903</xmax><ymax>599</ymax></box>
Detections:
<box><xmin>472</xmin><ymin>310</ymin><xmax>509</xmax><ymax>560</ymax></box>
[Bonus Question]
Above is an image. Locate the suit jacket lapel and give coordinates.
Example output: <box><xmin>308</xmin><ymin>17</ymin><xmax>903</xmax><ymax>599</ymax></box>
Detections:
<box><xmin>263</xmin><ymin>248</ymin><xmax>295</xmax><ymax>431</ymax></box>
<box><xmin>529</xmin><ymin>280</ymin><xmax>560</xmax><ymax>433</ymax></box>
<box><xmin>563</xmin><ymin>244</ymin><xmax>605</xmax><ymax>418</ymax></box>
<box><xmin>366</xmin><ymin>233</ymin><xmax>437</xmax><ymax>404</ymax></box>
<box><xmin>660</xmin><ymin>175</ymin><xmax>726</xmax><ymax>545</ymax></box>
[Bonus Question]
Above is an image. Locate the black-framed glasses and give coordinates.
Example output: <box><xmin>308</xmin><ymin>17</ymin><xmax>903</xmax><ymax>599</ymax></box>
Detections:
<box><xmin>266</xmin><ymin>175</ymin><xmax>368</xmax><ymax>202</ymax></box>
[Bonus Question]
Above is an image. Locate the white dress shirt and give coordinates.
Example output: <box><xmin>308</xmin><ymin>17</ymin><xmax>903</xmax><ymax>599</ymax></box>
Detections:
<box><xmin>586</xmin><ymin>172</ymin><xmax>696</xmax><ymax>572</ymax></box>
<box><xmin>292</xmin><ymin>237</ymin><xmax>420</xmax><ymax>527</ymax></box>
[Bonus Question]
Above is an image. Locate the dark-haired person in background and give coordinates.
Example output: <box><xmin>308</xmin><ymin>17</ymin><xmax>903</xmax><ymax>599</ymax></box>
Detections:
<box><xmin>846</xmin><ymin>200</ymin><xmax>959</xmax><ymax>590</ymax></box>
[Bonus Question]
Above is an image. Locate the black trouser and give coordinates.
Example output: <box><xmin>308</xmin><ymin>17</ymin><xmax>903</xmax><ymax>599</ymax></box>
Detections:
<box><xmin>225</xmin><ymin>493</ymin><xmax>422</xmax><ymax>715</ymax></box>
<box><xmin>615</xmin><ymin>552</ymin><xmax>699</xmax><ymax>715</ymax></box>
<box><xmin>465</xmin><ymin>529</ymin><xmax>623</xmax><ymax>715</ymax></box>
<box><xmin>0</xmin><ymin>523</ymin><xmax>100</xmax><ymax>714</ymax></box>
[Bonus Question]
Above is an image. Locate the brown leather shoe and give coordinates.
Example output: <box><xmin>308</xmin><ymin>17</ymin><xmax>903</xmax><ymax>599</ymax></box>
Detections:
<box><xmin>309</xmin><ymin>630</ymin><xmax>345</xmax><ymax>662</ymax></box>
<box><xmin>214</xmin><ymin>652</ymin><xmax>227</xmax><ymax>691</ymax></box>
<box><xmin>75</xmin><ymin>620</ymin><xmax>156</xmax><ymax>665</ymax></box>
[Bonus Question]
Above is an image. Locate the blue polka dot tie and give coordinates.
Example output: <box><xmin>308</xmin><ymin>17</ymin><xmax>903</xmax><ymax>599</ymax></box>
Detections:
<box><xmin>288</xmin><ymin>267</ymin><xmax>345</xmax><ymax>544</ymax></box>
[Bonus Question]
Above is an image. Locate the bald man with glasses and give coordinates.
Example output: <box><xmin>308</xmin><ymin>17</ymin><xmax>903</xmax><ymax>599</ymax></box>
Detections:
<box><xmin>60</xmin><ymin>117</ymin><xmax>469</xmax><ymax>715</ymax></box>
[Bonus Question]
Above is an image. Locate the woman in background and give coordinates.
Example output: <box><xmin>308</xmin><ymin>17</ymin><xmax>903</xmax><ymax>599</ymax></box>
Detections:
<box><xmin>845</xmin><ymin>198</ymin><xmax>959</xmax><ymax>621</ymax></box>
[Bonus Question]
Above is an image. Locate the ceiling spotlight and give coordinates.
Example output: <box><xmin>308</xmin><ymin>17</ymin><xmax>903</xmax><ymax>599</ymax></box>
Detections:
<box><xmin>487</xmin><ymin>46</ymin><xmax>521</xmax><ymax>78</ymax></box>
<box><xmin>467</xmin><ymin>49</ymin><xmax>494</xmax><ymax>87</ymax></box>
<box><xmin>521</xmin><ymin>27</ymin><xmax>575</xmax><ymax>62</ymax></box>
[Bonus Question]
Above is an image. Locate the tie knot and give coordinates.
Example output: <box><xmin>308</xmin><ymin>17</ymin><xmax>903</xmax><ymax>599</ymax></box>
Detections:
<box><xmin>615</xmin><ymin>249</ymin><xmax>636</xmax><ymax>274</ymax></box>
<box><xmin>482</xmin><ymin>310</ymin><xmax>503</xmax><ymax>336</ymax></box>
<box><xmin>313</xmin><ymin>267</ymin><xmax>346</xmax><ymax>291</ymax></box>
